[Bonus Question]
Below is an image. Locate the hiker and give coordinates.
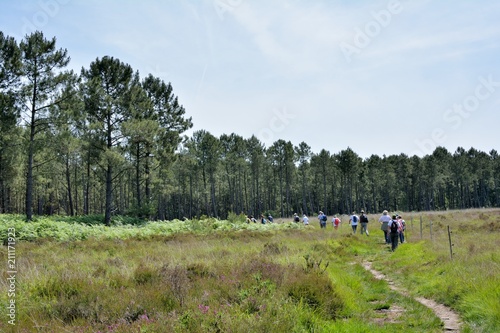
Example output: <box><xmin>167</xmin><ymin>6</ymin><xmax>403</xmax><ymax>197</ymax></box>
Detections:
<box><xmin>378</xmin><ymin>210</ymin><xmax>391</xmax><ymax>244</ymax></box>
<box><xmin>293</xmin><ymin>213</ymin><xmax>300</xmax><ymax>223</ymax></box>
<box><xmin>332</xmin><ymin>215</ymin><xmax>341</xmax><ymax>230</ymax></box>
<box><xmin>397</xmin><ymin>215</ymin><xmax>406</xmax><ymax>243</ymax></box>
<box><xmin>260</xmin><ymin>214</ymin><xmax>266</xmax><ymax>224</ymax></box>
<box><xmin>267</xmin><ymin>214</ymin><xmax>274</xmax><ymax>223</ymax></box>
<box><xmin>247</xmin><ymin>215</ymin><xmax>257</xmax><ymax>223</ymax></box>
<box><xmin>388</xmin><ymin>215</ymin><xmax>401</xmax><ymax>251</ymax></box>
<box><xmin>318</xmin><ymin>211</ymin><xmax>327</xmax><ymax>228</ymax></box>
<box><xmin>349</xmin><ymin>211</ymin><xmax>359</xmax><ymax>234</ymax></box>
<box><xmin>302</xmin><ymin>214</ymin><xmax>309</xmax><ymax>225</ymax></box>
<box><xmin>359</xmin><ymin>210</ymin><xmax>369</xmax><ymax>235</ymax></box>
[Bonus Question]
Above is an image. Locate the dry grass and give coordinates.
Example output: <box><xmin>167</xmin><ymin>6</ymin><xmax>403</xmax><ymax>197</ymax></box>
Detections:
<box><xmin>0</xmin><ymin>209</ymin><xmax>498</xmax><ymax>332</ymax></box>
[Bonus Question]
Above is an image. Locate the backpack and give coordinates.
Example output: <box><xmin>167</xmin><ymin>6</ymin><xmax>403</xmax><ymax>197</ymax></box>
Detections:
<box><xmin>390</xmin><ymin>220</ymin><xmax>399</xmax><ymax>233</ymax></box>
<box><xmin>352</xmin><ymin>215</ymin><xmax>358</xmax><ymax>223</ymax></box>
<box><xmin>321</xmin><ymin>214</ymin><xmax>327</xmax><ymax>222</ymax></box>
<box><xmin>360</xmin><ymin>214</ymin><xmax>368</xmax><ymax>223</ymax></box>
<box><xmin>294</xmin><ymin>216</ymin><xmax>300</xmax><ymax>222</ymax></box>
<box><xmin>399</xmin><ymin>219</ymin><xmax>406</xmax><ymax>230</ymax></box>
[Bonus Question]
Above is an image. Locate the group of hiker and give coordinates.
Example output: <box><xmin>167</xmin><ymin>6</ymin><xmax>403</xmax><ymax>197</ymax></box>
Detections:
<box><xmin>295</xmin><ymin>209</ymin><xmax>407</xmax><ymax>252</ymax></box>
<box><xmin>247</xmin><ymin>209</ymin><xmax>407</xmax><ymax>252</ymax></box>
<box><xmin>246</xmin><ymin>214</ymin><xmax>274</xmax><ymax>224</ymax></box>
<box><xmin>292</xmin><ymin>211</ymin><xmax>342</xmax><ymax>229</ymax></box>
<box><xmin>378</xmin><ymin>210</ymin><xmax>406</xmax><ymax>251</ymax></box>
<box><xmin>349</xmin><ymin>209</ymin><xmax>406</xmax><ymax>251</ymax></box>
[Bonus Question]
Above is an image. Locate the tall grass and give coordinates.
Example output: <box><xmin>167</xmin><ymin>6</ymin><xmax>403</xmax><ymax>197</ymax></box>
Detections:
<box><xmin>367</xmin><ymin>209</ymin><xmax>500</xmax><ymax>333</ymax></box>
<box><xmin>0</xmin><ymin>209</ymin><xmax>498</xmax><ymax>332</ymax></box>
<box><xmin>0</xmin><ymin>214</ymin><xmax>302</xmax><ymax>243</ymax></box>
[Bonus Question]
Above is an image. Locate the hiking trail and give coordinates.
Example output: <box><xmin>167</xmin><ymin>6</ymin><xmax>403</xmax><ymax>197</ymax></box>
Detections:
<box><xmin>362</xmin><ymin>261</ymin><xmax>462</xmax><ymax>332</ymax></box>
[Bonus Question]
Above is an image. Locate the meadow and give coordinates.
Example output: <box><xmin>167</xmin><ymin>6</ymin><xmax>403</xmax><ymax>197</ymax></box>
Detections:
<box><xmin>0</xmin><ymin>209</ymin><xmax>499</xmax><ymax>332</ymax></box>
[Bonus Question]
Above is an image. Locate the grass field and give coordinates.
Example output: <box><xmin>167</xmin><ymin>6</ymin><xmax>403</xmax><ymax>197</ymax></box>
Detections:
<box><xmin>0</xmin><ymin>209</ymin><xmax>499</xmax><ymax>332</ymax></box>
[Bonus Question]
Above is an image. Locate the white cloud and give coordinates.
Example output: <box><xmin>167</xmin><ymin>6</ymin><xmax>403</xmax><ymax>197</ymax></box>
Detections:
<box><xmin>1</xmin><ymin>0</ymin><xmax>499</xmax><ymax>157</ymax></box>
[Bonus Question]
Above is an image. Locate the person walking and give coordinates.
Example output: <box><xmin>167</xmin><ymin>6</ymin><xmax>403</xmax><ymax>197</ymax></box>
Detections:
<box><xmin>349</xmin><ymin>211</ymin><xmax>359</xmax><ymax>234</ymax></box>
<box><xmin>388</xmin><ymin>215</ymin><xmax>401</xmax><ymax>251</ymax></box>
<box><xmin>332</xmin><ymin>215</ymin><xmax>341</xmax><ymax>230</ymax></box>
<box><xmin>302</xmin><ymin>214</ymin><xmax>309</xmax><ymax>226</ymax></box>
<box><xmin>247</xmin><ymin>215</ymin><xmax>257</xmax><ymax>223</ymax></box>
<box><xmin>397</xmin><ymin>215</ymin><xmax>406</xmax><ymax>243</ymax></box>
<box><xmin>318</xmin><ymin>211</ymin><xmax>327</xmax><ymax>228</ymax></box>
<box><xmin>378</xmin><ymin>210</ymin><xmax>391</xmax><ymax>244</ymax></box>
<box><xmin>359</xmin><ymin>210</ymin><xmax>369</xmax><ymax>236</ymax></box>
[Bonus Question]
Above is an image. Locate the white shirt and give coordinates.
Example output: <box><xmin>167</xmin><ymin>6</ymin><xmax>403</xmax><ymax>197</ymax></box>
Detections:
<box><xmin>350</xmin><ymin>215</ymin><xmax>359</xmax><ymax>225</ymax></box>
<box><xmin>303</xmin><ymin>216</ymin><xmax>309</xmax><ymax>225</ymax></box>
<box><xmin>379</xmin><ymin>215</ymin><xmax>392</xmax><ymax>223</ymax></box>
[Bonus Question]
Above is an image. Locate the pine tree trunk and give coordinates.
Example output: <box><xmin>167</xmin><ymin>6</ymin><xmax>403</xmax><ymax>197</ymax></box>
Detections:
<box><xmin>135</xmin><ymin>143</ymin><xmax>141</xmax><ymax>211</ymax></box>
<box><xmin>26</xmin><ymin>76</ymin><xmax>37</xmax><ymax>221</ymax></box>
<box><xmin>84</xmin><ymin>151</ymin><xmax>90</xmax><ymax>215</ymax></box>
<box><xmin>66</xmin><ymin>154</ymin><xmax>74</xmax><ymax>216</ymax></box>
<box><xmin>104</xmin><ymin>163</ymin><xmax>112</xmax><ymax>225</ymax></box>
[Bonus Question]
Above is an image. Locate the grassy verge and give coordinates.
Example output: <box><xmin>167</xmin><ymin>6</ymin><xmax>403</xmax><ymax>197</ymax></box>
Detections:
<box><xmin>0</xmin><ymin>209</ymin><xmax>498</xmax><ymax>332</ymax></box>
<box><xmin>365</xmin><ymin>209</ymin><xmax>500</xmax><ymax>333</ymax></box>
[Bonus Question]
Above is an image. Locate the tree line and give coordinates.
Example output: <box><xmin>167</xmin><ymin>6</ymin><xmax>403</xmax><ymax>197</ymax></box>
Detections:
<box><xmin>1</xmin><ymin>31</ymin><xmax>499</xmax><ymax>223</ymax></box>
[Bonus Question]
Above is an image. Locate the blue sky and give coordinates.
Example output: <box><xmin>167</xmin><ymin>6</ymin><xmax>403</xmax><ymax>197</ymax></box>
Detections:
<box><xmin>2</xmin><ymin>0</ymin><xmax>499</xmax><ymax>158</ymax></box>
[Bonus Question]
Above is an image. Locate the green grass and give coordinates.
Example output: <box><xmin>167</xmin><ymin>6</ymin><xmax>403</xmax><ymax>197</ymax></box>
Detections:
<box><xmin>367</xmin><ymin>209</ymin><xmax>500</xmax><ymax>333</ymax></box>
<box><xmin>0</xmin><ymin>209</ymin><xmax>499</xmax><ymax>332</ymax></box>
<box><xmin>0</xmin><ymin>214</ymin><xmax>302</xmax><ymax>243</ymax></box>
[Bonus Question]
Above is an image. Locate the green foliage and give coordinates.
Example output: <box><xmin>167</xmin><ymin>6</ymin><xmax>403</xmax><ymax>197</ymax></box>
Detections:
<box><xmin>0</xmin><ymin>214</ymin><xmax>305</xmax><ymax>243</ymax></box>
<box><xmin>226</xmin><ymin>211</ymin><xmax>247</xmax><ymax>223</ymax></box>
<box><xmin>0</xmin><ymin>209</ymin><xmax>499</xmax><ymax>332</ymax></box>
<box><xmin>286</xmin><ymin>269</ymin><xmax>344</xmax><ymax>320</ymax></box>
<box><xmin>368</xmin><ymin>210</ymin><xmax>500</xmax><ymax>332</ymax></box>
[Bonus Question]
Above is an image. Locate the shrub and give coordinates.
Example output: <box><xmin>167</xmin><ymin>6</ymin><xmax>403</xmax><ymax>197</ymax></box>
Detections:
<box><xmin>133</xmin><ymin>264</ymin><xmax>156</xmax><ymax>285</ymax></box>
<box><xmin>286</xmin><ymin>267</ymin><xmax>344</xmax><ymax>320</ymax></box>
<box><xmin>227</xmin><ymin>211</ymin><xmax>247</xmax><ymax>224</ymax></box>
<box><xmin>187</xmin><ymin>262</ymin><xmax>215</xmax><ymax>279</ymax></box>
<box><xmin>261</xmin><ymin>241</ymin><xmax>288</xmax><ymax>255</ymax></box>
<box><xmin>239</xmin><ymin>258</ymin><xmax>286</xmax><ymax>287</ymax></box>
<box><xmin>159</xmin><ymin>264</ymin><xmax>190</xmax><ymax>306</ymax></box>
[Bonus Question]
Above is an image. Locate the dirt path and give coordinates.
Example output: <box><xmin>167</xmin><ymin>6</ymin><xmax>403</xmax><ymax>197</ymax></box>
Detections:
<box><xmin>362</xmin><ymin>261</ymin><xmax>462</xmax><ymax>332</ymax></box>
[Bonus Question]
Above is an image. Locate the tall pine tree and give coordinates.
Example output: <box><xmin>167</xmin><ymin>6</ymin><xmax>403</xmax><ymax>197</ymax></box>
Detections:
<box><xmin>19</xmin><ymin>31</ymin><xmax>72</xmax><ymax>220</ymax></box>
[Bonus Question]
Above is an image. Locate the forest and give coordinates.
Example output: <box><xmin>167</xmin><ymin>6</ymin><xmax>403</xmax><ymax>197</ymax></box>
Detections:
<box><xmin>1</xmin><ymin>31</ymin><xmax>500</xmax><ymax>224</ymax></box>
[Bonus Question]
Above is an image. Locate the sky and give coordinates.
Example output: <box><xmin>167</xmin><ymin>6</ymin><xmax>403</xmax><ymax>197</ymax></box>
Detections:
<box><xmin>1</xmin><ymin>0</ymin><xmax>500</xmax><ymax>158</ymax></box>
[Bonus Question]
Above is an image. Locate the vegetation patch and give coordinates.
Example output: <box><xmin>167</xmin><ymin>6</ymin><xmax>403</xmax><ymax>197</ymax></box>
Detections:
<box><xmin>0</xmin><ymin>209</ymin><xmax>499</xmax><ymax>332</ymax></box>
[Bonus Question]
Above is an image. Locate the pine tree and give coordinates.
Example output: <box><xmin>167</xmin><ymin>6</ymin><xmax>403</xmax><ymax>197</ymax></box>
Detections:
<box><xmin>19</xmin><ymin>31</ymin><xmax>72</xmax><ymax>220</ymax></box>
<box><xmin>81</xmin><ymin>56</ymin><xmax>134</xmax><ymax>225</ymax></box>
<box><xmin>0</xmin><ymin>32</ymin><xmax>22</xmax><ymax>213</ymax></box>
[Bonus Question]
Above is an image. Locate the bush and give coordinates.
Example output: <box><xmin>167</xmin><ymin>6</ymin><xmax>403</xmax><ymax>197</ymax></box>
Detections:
<box><xmin>286</xmin><ymin>267</ymin><xmax>344</xmax><ymax>320</ymax></box>
<box><xmin>227</xmin><ymin>211</ymin><xmax>247</xmax><ymax>223</ymax></box>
